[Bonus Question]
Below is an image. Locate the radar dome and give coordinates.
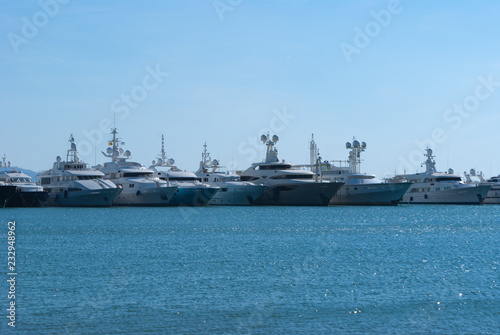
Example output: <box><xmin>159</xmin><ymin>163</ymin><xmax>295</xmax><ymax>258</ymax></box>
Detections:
<box><xmin>353</xmin><ymin>140</ymin><xmax>360</xmax><ymax>148</ymax></box>
<box><xmin>448</xmin><ymin>168</ymin><xmax>454</xmax><ymax>175</ymax></box>
<box><xmin>272</xmin><ymin>135</ymin><xmax>279</xmax><ymax>142</ymax></box>
<box><xmin>106</xmin><ymin>147</ymin><xmax>113</xmax><ymax>154</ymax></box>
<box><xmin>167</xmin><ymin>158</ymin><xmax>175</xmax><ymax>165</ymax></box>
<box><xmin>361</xmin><ymin>141</ymin><xmax>367</xmax><ymax>148</ymax></box>
<box><xmin>470</xmin><ymin>168</ymin><xmax>476</xmax><ymax>176</ymax></box>
<box><xmin>152</xmin><ymin>160</ymin><xmax>156</xmax><ymax>165</ymax></box>
<box><xmin>260</xmin><ymin>135</ymin><xmax>268</xmax><ymax>142</ymax></box>
<box><xmin>346</xmin><ymin>142</ymin><xmax>352</xmax><ymax>149</ymax></box>
<box><xmin>119</xmin><ymin>148</ymin><xmax>124</xmax><ymax>155</ymax></box>
<box><xmin>157</xmin><ymin>158</ymin><xmax>163</xmax><ymax>165</ymax></box>
<box><xmin>212</xmin><ymin>159</ymin><xmax>219</xmax><ymax>166</ymax></box>
<box><xmin>56</xmin><ymin>156</ymin><xmax>62</xmax><ymax>162</ymax></box>
<box><xmin>426</xmin><ymin>148</ymin><xmax>433</xmax><ymax>156</ymax></box>
<box><xmin>124</xmin><ymin>150</ymin><xmax>131</xmax><ymax>157</ymax></box>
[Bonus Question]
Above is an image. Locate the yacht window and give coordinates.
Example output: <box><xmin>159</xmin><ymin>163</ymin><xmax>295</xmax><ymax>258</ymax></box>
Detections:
<box><xmin>124</xmin><ymin>172</ymin><xmax>151</xmax><ymax>177</ymax></box>
<box><xmin>270</xmin><ymin>174</ymin><xmax>313</xmax><ymax>180</ymax></box>
<box><xmin>129</xmin><ymin>184</ymin><xmax>135</xmax><ymax>188</ymax></box>
<box><xmin>240</xmin><ymin>176</ymin><xmax>260</xmax><ymax>182</ymax></box>
<box><xmin>258</xmin><ymin>165</ymin><xmax>291</xmax><ymax>170</ymax></box>
<box><xmin>436</xmin><ymin>177</ymin><xmax>461</xmax><ymax>182</ymax></box>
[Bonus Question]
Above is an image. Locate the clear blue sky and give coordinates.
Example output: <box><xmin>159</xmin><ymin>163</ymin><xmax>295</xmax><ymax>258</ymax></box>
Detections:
<box><xmin>2</xmin><ymin>0</ymin><xmax>500</xmax><ymax>178</ymax></box>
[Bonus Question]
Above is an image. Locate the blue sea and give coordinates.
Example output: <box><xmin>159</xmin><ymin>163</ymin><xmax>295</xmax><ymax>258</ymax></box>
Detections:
<box><xmin>1</xmin><ymin>205</ymin><xmax>499</xmax><ymax>334</ymax></box>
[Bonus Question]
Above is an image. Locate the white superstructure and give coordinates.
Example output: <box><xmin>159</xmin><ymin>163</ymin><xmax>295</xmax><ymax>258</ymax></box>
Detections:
<box><xmin>195</xmin><ymin>143</ymin><xmax>266</xmax><ymax>205</ymax></box>
<box><xmin>464</xmin><ymin>169</ymin><xmax>500</xmax><ymax>204</ymax></box>
<box><xmin>149</xmin><ymin>136</ymin><xmax>219</xmax><ymax>206</ymax></box>
<box><xmin>240</xmin><ymin>134</ymin><xmax>343</xmax><ymax>206</ymax></box>
<box><xmin>312</xmin><ymin>136</ymin><xmax>411</xmax><ymax>205</ymax></box>
<box><xmin>389</xmin><ymin>148</ymin><xmax>491</xmax><ymax>204</ymax></box>
<box><xmin>37</xmin><ymin>135</ymin><xmax>121</xmax><ymax>207</ymax></box>
<box><xmin>96</xmin><ymin>128</ymin><xmax>177</xmax><ymax>206</ymax></box>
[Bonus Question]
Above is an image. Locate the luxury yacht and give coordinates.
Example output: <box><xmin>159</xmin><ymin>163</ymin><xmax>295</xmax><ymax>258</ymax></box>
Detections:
<box><xmin>149</xmin><ymin>136</ymin><xmax>219</xmax><ymax>206</ymax></box>
<box><xmin>311</xmin><ymin>136</ymin><xmax>411</xmax><ymax>205</ymax></box>
<box><xmin>0</xmin><ymin>155</ymin><xmax>47</xmax><ymax>207</ymax></box>
<box><xmin>195</xmin><ymin>143</ymin><xmax>266</xmax><ymax>205</ymax></box>
<box><xmin>37</xmin><ymin>135</ymin><xmax>121</xmax><ymax>207</ymax></box>
<box><xmin>388</xmin><ymin>148</ymin><xmax>491</xmax><ymax>204</ymax></box>
<box><xmin>239</xmin><ymin>134</ymin><xmax>343</xmax><ymax>206</ymax></box>
<box><xmin>464</xmin><ymin>169</ymin><xmax>500</xmax><ymax>204</ymax></box>
<box><xmin>96</xmin><ymin>128</ymin><xmax>177</xmax><ymax>206</ymax></box>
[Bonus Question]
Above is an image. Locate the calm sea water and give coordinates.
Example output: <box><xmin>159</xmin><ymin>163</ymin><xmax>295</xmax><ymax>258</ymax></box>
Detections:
<box><xmin>1</xmin><ymin>205</ymin><xmax>499</xmax><ymax>334</ymax></box>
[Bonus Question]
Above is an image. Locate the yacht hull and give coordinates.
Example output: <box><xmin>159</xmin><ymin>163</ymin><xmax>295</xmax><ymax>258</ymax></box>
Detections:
<box><xmin>483</xmin><ymin>185</ymin><xmax>500</xmax><ymax>204</ymax></box>
<box><xmin>400</xmin><ymin>185</ymin><xmax>491</xmax><ymax>205</ymax></box>
<box><xmin>112</xmin><ymin>186</ymin><xmax>177</xmax><ymax>206</ymax></box>
<box><xmin>44</xmin><ymin>188</ymin><xmax>121</xmax><ymax>207</ymax></box>
<box><xmin>0</xmin><ymin>185</ymin><xmax>17</xmax><ymax>208</ymax></box>
<box><xmin>208</xmin><ymin>185</ymin><xmax>267</xmax><ymax>206</ymax></box>
<box><xmin>169</xmin><ymin>187</ymin><xmax>220</xmax><ymax>206</ymax></box>
<box><xmin>4</xmin><ymin>190</ymin><xmax>48</xmax><ymax>207</ymax></box>
<box><xmin>330</xmin><ymin>182</ymin><xmax>411</xmax><ymax>206</ymax></box>
<box><xmin>254</xmin><ymin>182</ymin><xmax>342</xmax><ymax>206</ymax></box>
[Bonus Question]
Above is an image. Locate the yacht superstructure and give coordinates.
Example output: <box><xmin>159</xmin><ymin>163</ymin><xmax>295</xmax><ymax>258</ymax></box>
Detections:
<box><xmin>389</xmin><ymin>148</ymin><xmax>491</xmax><ymax>204</ymax></box>
<box><xmin>311</xmin><ymin>136</ymin><xmax>411</xmax><ymax>205</ymax></box>
<box><xmin>96</xmin><ymin>128</ymin><xmax>177</xmax><ymax>206</ymax></box>
<box><xmin>149</xmin><ymin>136</ymin><xmax>219</xmax><ymax>206</ymax></box>
<box><xmin>464</xmin><ymin>169</ymin><xmax>500</xmax><ymax>204</ymax></box>
<box><xmin>37</xmin><ymin>135</ymin><xmax>121</xmax><ymax>207</ymax></box>
<box><xmin>195</xmin><ymin>143</ymin><xmax>266</xmax><ymax>205</ymax></box>
<box><xmin>240</xmin><ymin>134</ymin><xmax>343</xmax><ymax>206</ymax></box>
<box><xmin>0</xmin><ymin>155</ymin><xmax>47</xmax><ymax>207</ymax></box>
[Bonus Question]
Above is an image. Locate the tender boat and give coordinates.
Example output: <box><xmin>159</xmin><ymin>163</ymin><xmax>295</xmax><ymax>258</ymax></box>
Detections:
<box><xmin>239</xmin><ymin>134</ymin><xmax>343</xmax><ymax>206</ymax></box>
<box><xmin>388</xmin><ymin>148</ymin><xmax>491</xmax><ymax>204</ymax></box>
<box><xmin>149</xmin><ymin>136</ymin><xmax>219</xmax><ymax>206</ymax></box>
<box><xmin>96</xmin><ymin>128</ymin><xmax>177</xmax><ymax>206</ymax></box>
<box><xmin>0</xmin><ymin>155</ymin><xmax>47</xmax><ymax>207</ymax></box>
<box><xmin>37</xmin><ymin>135</ymin><xmax>121</xmax><ymax>207</ymax></box>
<box><xmin>195</xmin><ymin>143</ymin><xmax>266</xmax><ymax>205</ymax></box>
<box><xmin>311</xmin><ymin>136</ymin><xmax>411</xmax><ymax>205</ymax></box>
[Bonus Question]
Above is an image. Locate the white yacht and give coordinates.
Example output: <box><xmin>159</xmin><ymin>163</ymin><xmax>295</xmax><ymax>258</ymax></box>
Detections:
<box><xmin>464</xmin><ymin>169</ymin><xmax>500</xmax><ymax>204</ymax></box>
<box><xmin>0</xmin><ymin>155</ymin><xmax>47</xmax><ymax>207</ymax></box>
<box><xmin>389</xmin><ymin>148</ymin><xmax>491</xmax><ymax>204</ymax></box>
<box><xmin>37</xmin><ymin>135</ymin><xmax>121</xmax><ymax>207</ymax></box>
<box><xmin>149</xmin><ymin>136</ymin><xmax>219</xmax><ymax>206</ymax></box>
<box><xmin>195</xmin><ymin>143</ymin><xmax>266</xmax><ymax>205</ymax></box>
<box><xmin>239</xmin><ymin>134</ymin><xmax>343</xmax><ymax>206</ymax></box>
<box><xmin>311</xmin><ymin>136</ymin><xmax>411</xmax><ymax>206</ymax></box>
<box><xmin>96</xmin><ymin>128</ymin><xmax>177</xmax><ymax>206</ymax></box>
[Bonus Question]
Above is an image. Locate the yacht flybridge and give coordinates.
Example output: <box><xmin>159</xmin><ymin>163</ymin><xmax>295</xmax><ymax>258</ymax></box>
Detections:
<box><xmin>37</xmin><ymin>135</ymin><xmax>121</xmax><ymax>207</ymax></box>
<box><xmin>0</xmin><ymin>154</ymin><xmax>47</xmax><ymax>207</ymax></box>
<box><xmin>240</xmin><ymin>134</ymin><xmax>343</xmax><ymax>206</ymax></box>
<box><xmin>389</xmin><ymin>148</ymin><xmax>491</xmax><ymax>204</ymax></box>
<box><xmin>149</xmin><ymin>135</ymin><xmax>219</xmax><ymax>206</ymax></box>
<box><xmin>195</xmin><ymin>142</ymin><xmax>266</xmax><ymax>205</ymax></box>
<box><xmin>311</xmin><ymin>136</ymin><xmax>411</xmax><ymax>205</ymax></box>
<box><xmin>96</xmin><ymin>128</ymin><xmax>177</xmax><ymax>206</ymax></box>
